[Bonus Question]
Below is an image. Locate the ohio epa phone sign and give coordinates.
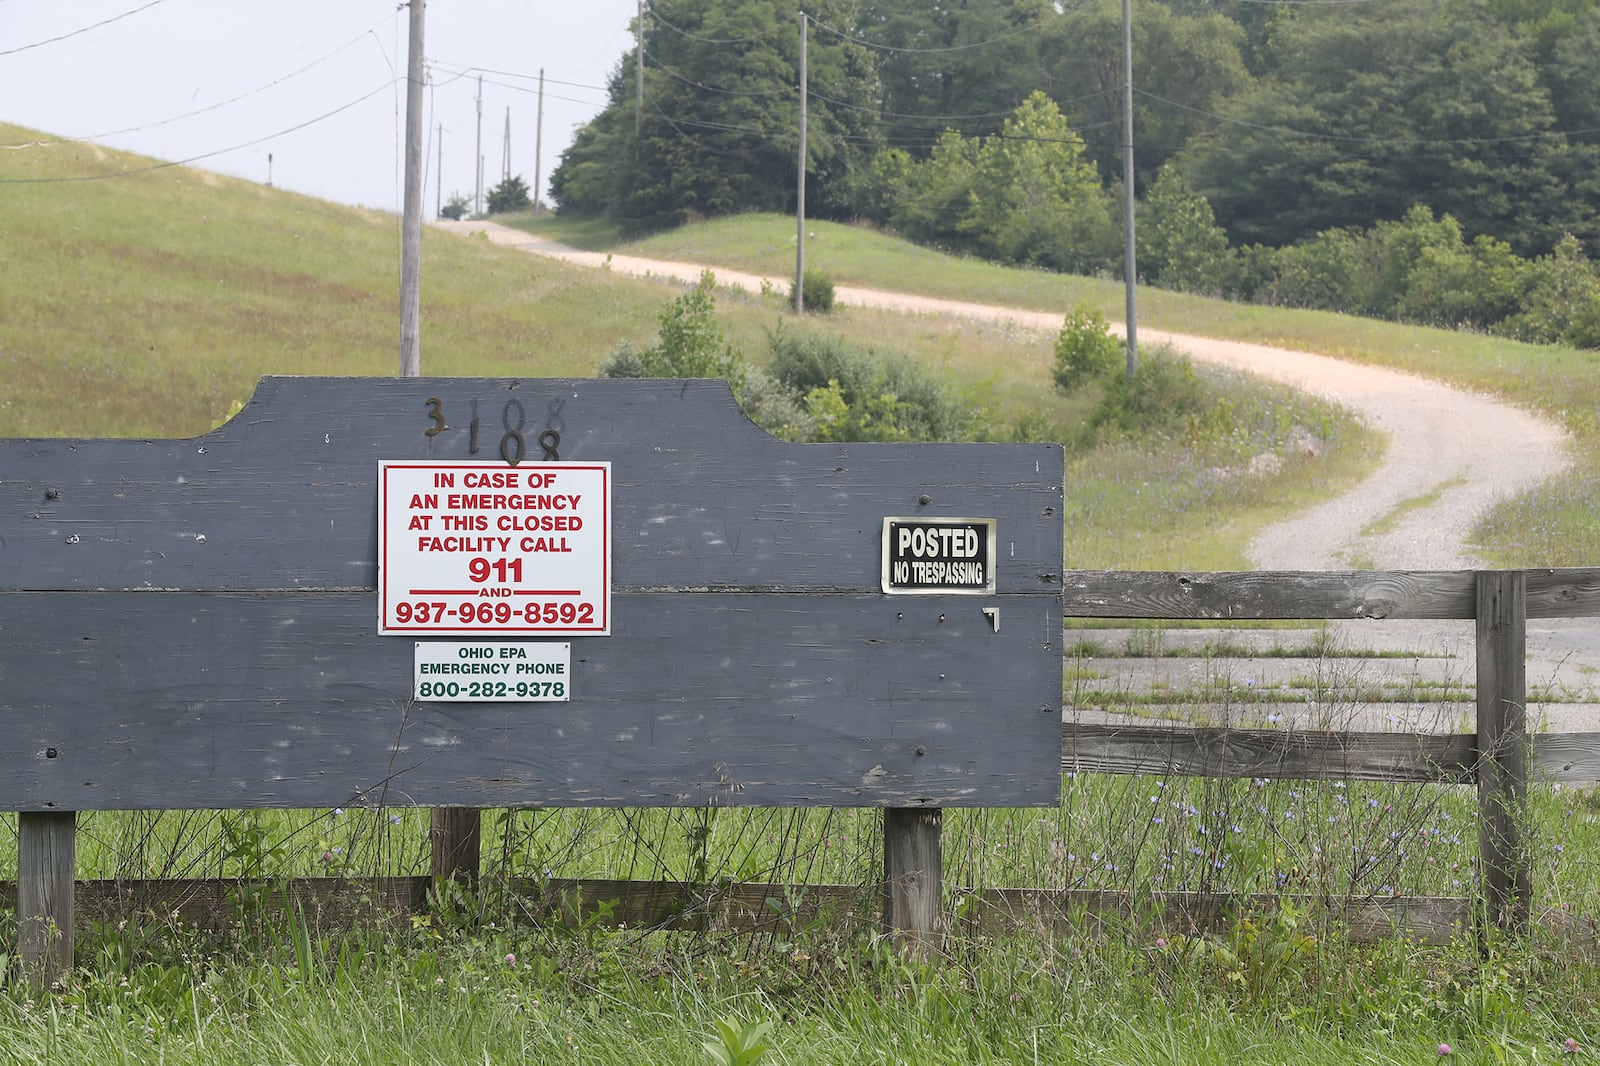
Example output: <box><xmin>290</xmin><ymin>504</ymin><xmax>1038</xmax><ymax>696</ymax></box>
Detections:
<box><xmin>378</xmin><ymin>461</ymin><xmax>611</xmax><ymax>635</ymax></box>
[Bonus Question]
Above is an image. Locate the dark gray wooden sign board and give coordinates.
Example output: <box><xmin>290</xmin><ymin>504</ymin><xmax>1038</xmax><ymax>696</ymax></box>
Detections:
<box><xmin>0</xmin><ymin>377</ymin><xmax>1064</xmax><ymax>811</ymax></box>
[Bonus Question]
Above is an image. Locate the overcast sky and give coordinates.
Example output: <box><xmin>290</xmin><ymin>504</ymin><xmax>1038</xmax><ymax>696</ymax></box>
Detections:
<box><xmin>2</xmin><ymin>0</ymin><xmax>638</xmax><ymax>213</ymax></box>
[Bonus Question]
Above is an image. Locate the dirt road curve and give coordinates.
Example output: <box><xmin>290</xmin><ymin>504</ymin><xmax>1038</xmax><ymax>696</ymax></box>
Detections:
<box><xmin>437</xmin><ymin>219</ymin><xmax>1569</xmax><ymax>573</ymax></box>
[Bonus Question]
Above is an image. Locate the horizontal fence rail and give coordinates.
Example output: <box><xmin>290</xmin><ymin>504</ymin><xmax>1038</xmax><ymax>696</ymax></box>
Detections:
<box><xmin>1063</xmin><ymin>725</ymin><xmax>1600</xmax><ymax>785</ymax></box>
<box><xmin>1062</xmin><ymin>567</ymin><xmax>1600</xmax><ymax>620</ymax></box>
<box><xmin>7</xmin><ymin>558</ymin><xmax>1600</xmax><ymax>973</ymax></box>
<box><xmin>0</xmin><ymin>875</ymin><xmax>1498</xmax><ymax>947</ymax></box>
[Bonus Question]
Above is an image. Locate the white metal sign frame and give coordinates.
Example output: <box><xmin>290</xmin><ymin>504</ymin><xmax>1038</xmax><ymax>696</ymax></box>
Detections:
<box><xmin>378</xmin><ymin>460</ymin><xmax>611</xmax><ymax>635</ymax></box>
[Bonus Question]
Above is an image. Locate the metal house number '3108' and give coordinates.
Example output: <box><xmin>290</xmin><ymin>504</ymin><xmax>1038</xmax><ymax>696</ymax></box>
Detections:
<box><xmin>424</xmin><ymin>396</ymin><xmax>561</xmax><ymax>465</ymax></box>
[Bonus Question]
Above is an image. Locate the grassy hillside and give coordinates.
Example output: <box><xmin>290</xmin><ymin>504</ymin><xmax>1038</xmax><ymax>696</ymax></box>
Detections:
<box><xmin>0</xmin><ymin>126</ymin><xmax>1382</xmax><ymax>570</ymax></box>
<box><xmin>0</xmin><ymin>128</ymin><xmax>699</xmax><ymax>439</ymax></box>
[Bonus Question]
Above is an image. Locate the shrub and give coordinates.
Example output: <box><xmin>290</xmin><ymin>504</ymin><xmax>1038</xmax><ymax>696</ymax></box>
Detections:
<box><xmin>1497</xmin><ymin>234</ymin><xmax>1600</xmax><ymax>345</ymax></box>
<box><xmin>598</xmin><ymin>271</ymin><xmax>745</xmax><ymax>389</ymax></box>
<box><xmin>1091</xmin><ymin>343</ymin><xmax>1207</xmax><ymax>437</ymax></box>
<box><xmin>597</xmin><ymin>340</ymin><xmax>648</xmax><ymax>379</ymax></box>
<box><xmin>1052</xmin><ymin>305</ymin><xmax>1124</xmax><ymax>392</ymax></box>
<box><xmin>486</xmin><ymin>175</ymin><xmax>532</xmax><ymax>215</ymax></box>
<box><xmin>736</xmin><ymin>366</ymin><xmax>815</xmax><ymax>441</ymax></box>
<box><xmin>767</xmin><ymin>326</ymin><xmax>976</xmax><ymax>441</ymax></box>
<box><xmin>791</xmin><ymin>269</ymin><xmax>836</xmax><ymax>314</ymax></box>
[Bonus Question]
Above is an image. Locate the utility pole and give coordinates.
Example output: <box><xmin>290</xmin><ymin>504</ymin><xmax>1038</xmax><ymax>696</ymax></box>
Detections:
<box><xmin>635</xmin><ymin>0</ymin><xmax>645</xmax><ymax>136</ymax></box>
<box><xmin>1121</xmin><ymin>0</ymin><xmax>1138</xmax><ymax>378</ymax></box>
<box><xmin>794</xmin><ymin>11</ymin><xmax>807</xmax><ymax>314</ymax></box>
<box><xmin>502</xmin><ymin>107</ymin><xmax>511</xmax><ymax>183</ymax></box>
<box><xmin>474</xmin><ymin>75</ymin><xmax>483</xmax><ymax>216</ymax></box>
<box><xmin>266</xmin><ymin>152</ymin><xmax>273</xmax><ymax>188</ymax></box>
<box><xmin>534</xmin><ymin>69</ymin><xmax>545</xmax><ymax>216</ymax></box>
<box><xmin>400</xmin><ymin>0</ymin><xmax>425</xmax><ymax>378</ymax></box>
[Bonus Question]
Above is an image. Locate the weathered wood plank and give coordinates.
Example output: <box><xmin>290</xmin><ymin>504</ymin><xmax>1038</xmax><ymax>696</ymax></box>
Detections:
<box><xmin>0</xmin><ymin>876</ymin><xmax>1496</xmax><ymax>946</ymax></box>
<box><xmin>1062</xmin><ymin>568</ymin><xmax>1600</xmax><ymax>621</ymax></box>
<box><xmin>1062</xmin><ymin>570</ymin><xmax>1477</xmax><ymax>620</ymax></box>
<box><xmin>1065</xmin><ymin>723</ymin><xmax>1600</xmax><ymax>785</ymax></box>
<box><xmin>0</xmin><ymin>377</ymin><xmax>1064</xmax><ymax>595</ymax></box>
<box><xmin>1477</xmin><ymin>571</ymin><xmax>1530</xmax><ymax>933</ymax></box>
<box><xmin>16</xmin><ymin>812</ymin><xmax>75</xmax><ymax>988</ymax></box>
<box><xmin>1526</xmin><ymin>569</ymin><xmax>1600</xmax><ymax>620</ymax></box>
<box><xmin>884</xmin><ymin>808</ymin><xmax>944</xmax><ymax>958</ymax></box>
<box><xmin>430</xmin><ymin>808</ymin><xmax>482</xmax><ymax>890</ymax></box>
<box><xmin>0</xmin><ymin>592</ymin><xmax>1061</xmax><ymax>809</ymax></box>
<box><xmin>1531</xmin><ymin>734</ymin><xmax>1600</xmax><ymax>783</ymax></box>
<box><xmin>1062</xmin><ymin>723</ymin><xmax>1476</xmax><ymax>783</ymax></box>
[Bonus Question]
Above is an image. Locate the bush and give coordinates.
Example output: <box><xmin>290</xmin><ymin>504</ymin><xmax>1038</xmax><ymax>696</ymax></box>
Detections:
<box><xmin>487</xmin><ymin>175</ymin><xmax>531</xmax><ymax>215</ymax></box>
<box><xmin>598</xmin><ymin>271</ymin><xmax>745</xmax><ymax>388</ymax></box>
<box><xmin>1052</xmin><ymin>306</ymin><xmax>1124</xmax><ymax>392</ymax></box>
<box><xmin>792</xmin><ymin>269</ymin><xmax>836</xmax><ymax>314</ymax></box>
<box><xmin>736</xmin><ymin>366</ymin><xmax>815</xmax><ymax>441</ymax></box>
<box><xmin>1091</xmin><ymin>344</ymin><xmax>1207</xmax><ymax>437</ymax></box>
<box><xmin>1497</xmin><ymin>234</ymin><xmax>1600</xmax><ymax>345</ymax></box>
<box><xmin>767</xmin><ymin>326</ymin><xmax>976</xmax><ymax>441</ymax></box>
<box><xmin>597</xmin><ymin>341</ymin><xmax>648</xmax><ymax>379</ymax></box>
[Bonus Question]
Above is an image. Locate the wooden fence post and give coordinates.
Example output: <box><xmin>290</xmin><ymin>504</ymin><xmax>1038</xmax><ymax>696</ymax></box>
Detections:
<box><xmin>17</xmin><ymin>811</ymin><xmax>76</xmax><ymax>989</ymax></box>
<box><xmin>883</xmin><ymin>807</ymin><xmax>943</xmax><ymax>959</ymax></box>
<box><xmin>430</xmin><ymin>807</ymin><xmax>482</xmax><ymax>896</ymax></box>
<box><xmin>1476</xmin><ymin>570</ymin><xmax>1529</xmax><ymax>935</ymax></box>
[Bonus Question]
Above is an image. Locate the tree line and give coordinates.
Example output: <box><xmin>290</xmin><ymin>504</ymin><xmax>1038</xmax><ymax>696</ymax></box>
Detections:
<box><xmin>550</xmin><ymin>0</ymin><xmax>1600</xmax><ymax>346</ymax></box>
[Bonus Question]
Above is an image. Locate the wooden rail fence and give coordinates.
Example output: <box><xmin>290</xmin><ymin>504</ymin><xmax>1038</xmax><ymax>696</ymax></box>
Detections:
<box><xmin>6</xmin><ymin>378</ymin><xmax>1596</xmax><ymax>977</ymax></box>
<box><xmin>9</xmin><ymin>567</ymin><xmax>1596</xmax><ymax>970</ymax></box>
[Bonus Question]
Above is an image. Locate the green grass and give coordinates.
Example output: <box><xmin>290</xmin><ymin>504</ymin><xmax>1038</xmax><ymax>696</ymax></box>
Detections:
<box><xmin>2</xmin><ymin>777</ymin><xmax>1599</xmax><ymax>1063</ymax></box>
<box><xmin>1362</xmin><ymin>479</ymin><xmax>1470</xmax><ymax>538</ymax></box>
<box><xmin>8</xmin><ymin>920</ymin><xmax>1595</xmax><ymax>1065</ymax></box>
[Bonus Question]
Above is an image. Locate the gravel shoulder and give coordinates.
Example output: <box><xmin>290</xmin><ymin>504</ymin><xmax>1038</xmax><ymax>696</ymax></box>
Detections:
<box><xmin>436</xmin><ymin>220</ymin><xmax>1594</xmax><ymax>727</ymax></box>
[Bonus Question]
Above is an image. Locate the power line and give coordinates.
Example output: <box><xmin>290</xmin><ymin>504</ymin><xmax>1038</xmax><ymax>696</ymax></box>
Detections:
<box><xmin>428</xmin><ymin>61</ymin><xmax>609</xmax><ymax>95</ymax></box>
<box><xmin>1135</xmin><ymin>87</ymin><xmax>1600</xmax><ymax>147</ymax></box>
<box><xmin>437</xmin><ymin>70</ymin><xmax>606</xmax><ymax>111</ymax></box>
<box><xmin>0</xmin><ymin>79</ymin><xmax>399</xmax><ymax>185</ymax></box>
<box><xmin>1</xmin><ymin>15</ymin><xmax>396</xmax><ymax>150</ymax></box>
<box><xmin>806</xmin><ymin>86</ymin><xmax>1113</xmax><ymax>125</ymax></box>
<box><xmin>645</xmin><ymin>5</ymin><xmax>774</xmax><ymax>45</ymax></box>
<box><xmin>807</xmin><ymin>13</ymin><xmax>1043</xmax><ymax>55</ymax></box>
<box><xmin>0</xmin><ymin>0</ymin><xmax>171</xmax><ymax>58</ymax></box>
<box><xmin>641</xmin><ymin>46</ymin><xmax>793</xmax><ymax>97</ymax></box>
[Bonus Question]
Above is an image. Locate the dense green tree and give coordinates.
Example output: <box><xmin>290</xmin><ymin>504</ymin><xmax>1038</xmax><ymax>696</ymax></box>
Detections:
<box><xmin>855</xmin><ymin>0</ymin><xmax>1054</xmax><ymax>155</ymax></box>
<box><xmin>1040</xmin><ymin>0</ymin><xmax>1254</xmax><ymax>190</ymax></box>
<box><xmin>962</xmin><ymin>92</ymin><xmax>1117</xmax><ymax>273</ymax></box>
<box><xmin>1182</xmin><ymin>0</ymin><xmax>1581</xmax><ymax>254</ymax></box>
<box><xmin>550</xmin><ymin>0</ymin><xmax>879</xmax><ymax>233</ymax></box>
<box><xmin>880</xmin><ymin>132</ymin><xmax>977</xmax><ymax>248</ymax></box>
<box><xmin>1137</xmin><ymin>164</ymin><xmax>1232</xmax><ymax>294</ymax></box>
<box><xmin>486</xmin><ymin>174</ymin><xmax>531</xmax><ymax>214</ymax></box>
<box><xmin>879</xmin><ymin>93</ymin><xmax>1116</xmax><ymax>272</ymax></box>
